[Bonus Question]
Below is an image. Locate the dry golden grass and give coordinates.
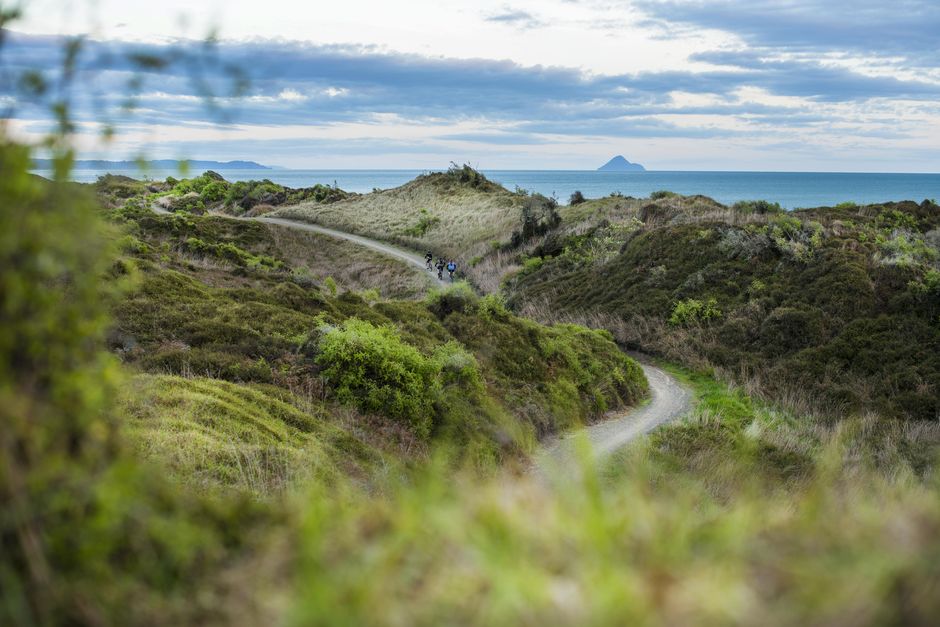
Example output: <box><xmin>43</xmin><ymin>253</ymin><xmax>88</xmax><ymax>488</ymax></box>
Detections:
<box><xmin>272</xmin><ymin>173</ymin><xmax>523</xmax><ymax>262</ymax></box>
<box><xmin>264</xmin><ymin>221</ymin><xmax>432</xmax><ymax>299</ymax></box>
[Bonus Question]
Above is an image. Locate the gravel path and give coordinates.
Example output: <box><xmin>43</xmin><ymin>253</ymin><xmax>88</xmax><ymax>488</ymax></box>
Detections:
<box><xmin>152</xmin><ymin>206</ymin><xmax>691</xmax><ymax>464</ymax></box>
<box><xmin>256</xmin><ymin>216</ymin><xmax>446</xmax><ymax>286</ymax></box>
<box><xmin>536</xmin><ymin>362</ymin><xmax>692</xmax><ymax>472</ymax></box>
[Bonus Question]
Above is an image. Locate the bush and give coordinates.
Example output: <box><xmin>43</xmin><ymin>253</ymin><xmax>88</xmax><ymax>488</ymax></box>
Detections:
<box><xmin>732</xmin><ymin>199</ymin><xmax>784</xmax><ymax>214</ymax></box>
<box><xmin>569</xmin><ymin>190</ymin><xmax>586</xmax><ymax>205</ymax></box>
<box><xmin>650</xmin><ymin>190</ymin><xmax>679</xmax><ymax>200</ymax></box>
<box><xmin>426</xmin><ymin>282</ymin><xmax>478</xmax><ymax>319</ymax></box>
<box><xmin>316</xmin><ymin>319</ymin><xmax>439</xmax><ymax>438</ymax></box>
<box><xmin>669</xmin><ymin>298</ymin><xmax>722</xmax><ymax>326</ymax></box>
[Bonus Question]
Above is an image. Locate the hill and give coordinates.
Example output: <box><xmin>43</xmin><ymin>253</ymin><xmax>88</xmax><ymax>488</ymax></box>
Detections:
<box><xmin>33</xmin><ymin>158</ymin><xmax>272</xmax><ymax>170</ymax></box>
<box><xmin>100</xmin><ymin>184</ymin><xmax>647</xmax><ymax>477</ymax></box>
<box><xmin>502</xmin><ymin>192</ymin><xmax>940</xmax><ymax>420</ymax></box>
<box><xmin>6</xmin><ymin>143</ymin><xmax>940</xmax><ymax>626</ymax></box>
<box><xmin>272</xmin><ymin>164</ymin><xmax>561</xmax><ymax>261</ymax></box>
<box><xmin>597</xmin><ymin>155</ymin><xmax>646</xmax><ymax>171</ymax></box>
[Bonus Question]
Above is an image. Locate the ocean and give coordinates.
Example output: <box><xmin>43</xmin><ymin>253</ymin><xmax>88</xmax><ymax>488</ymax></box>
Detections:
<box><xmin>35</xmin><ymin>168</ymin><xmax>940</xmax><ymax>209</ymax></box>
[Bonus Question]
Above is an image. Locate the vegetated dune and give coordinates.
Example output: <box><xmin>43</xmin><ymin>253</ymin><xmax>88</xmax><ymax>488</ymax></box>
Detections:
<box><xmin>505</xmin><ymin>193</ymin><xmax>940</xmax><ymax>420</ymax></box>
<box><xmin>105</xmin><ymin>196</ymin><xmax>648</xmax><ymax>486</ymax></box>
<box><xmin>272</xmin><ymin>168</ymin><xmax>526</xmax><ymax>259</ymax></box>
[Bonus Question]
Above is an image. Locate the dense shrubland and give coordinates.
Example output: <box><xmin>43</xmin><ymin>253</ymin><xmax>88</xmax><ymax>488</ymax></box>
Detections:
<box><xmin>96</xmin><ymin>169</ymin><xmax>353</xmax><ymax>217</ymax></box>
<box><xmin>505</xmin><ymin>193</ymin><xmax>940</xmax><ymax>420</ymax></box>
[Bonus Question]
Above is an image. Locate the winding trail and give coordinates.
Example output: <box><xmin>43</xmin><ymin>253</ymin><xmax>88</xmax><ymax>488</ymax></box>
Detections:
<box><xmin>152</xmin><ymin>205</ymin><xmax>691</xmax><ymax>460</ymax></box>
<box><xmin>535</xmin><ymin>362</ymin><xmax>692</xmax><ymax>474</ymax></box>
<box><xmin>256</xmin><ymin>216</ymin><xmax>446</xmax><ymax>286</ymax></box>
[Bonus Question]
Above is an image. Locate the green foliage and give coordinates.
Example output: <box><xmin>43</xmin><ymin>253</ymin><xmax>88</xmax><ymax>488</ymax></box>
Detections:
<box><xmin>425</xmin><ymin>281</ymin><xmax>479</xmax><ymax>318</ymax></box>
<box><xmin>401</xmin><ymin>208</ymin><xmax>441</xmax><ymax>237</ymax></box>
<box><xmin>324</xmin><ymin>276</ymin><xmax>338</xmax><ymax>297</ymax></box>
<box><xmin>732</xmin><ymin>199</ymin><xmax>784</xmax><ymax>214</ymax></box>
<box><xmin>511</xmin><ymin>193</ymin><xmax>561</xmax><ymax>247</ymax></box>
<box><xmin>569</xmin><ymin>190</ymin><xmax>586</xmax><ymax>205</ymax></box>
<box><xmin>443</xmin><ymin>162</ymin><xmax>495</xmax><ymax>190</ymax></box>
<box><xmin>507</xmin><ymin>197</ymin><xmax>940</xmax><ymax>419</ymax></box>
<box><xmin>183</xmin><ymin>236</ymin><xmax>284</xmax><ymax>270</ymax></box>
<box><xmin>316</xmin><ymin>319</ymin><xmax>440</xmax><ymax>438</ymax></box>
<box><xmin>650</xmin><ymin>189</ymin><xmax>678</xmax><ymax>200</ymax></box>
<box><xmin>669</xmin><ymin>298</ymin><xmax>722</xmax><ymax>326</ymax></box>
<box><xmin>477</xmin><ymin>293</ymin><xmax>511</xmax><ymax>322</ymax></box>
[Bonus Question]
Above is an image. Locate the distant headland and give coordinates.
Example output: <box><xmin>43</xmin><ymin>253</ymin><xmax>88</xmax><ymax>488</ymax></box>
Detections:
<box><xmin>32</xmin><ymin>159</ymin><xmax>273</xmax><ymax>170</ymax></box>
<box><xmin>597</xmin><ymin>155</ymin><xmax>646</xmax><ymax>172</ymax></box>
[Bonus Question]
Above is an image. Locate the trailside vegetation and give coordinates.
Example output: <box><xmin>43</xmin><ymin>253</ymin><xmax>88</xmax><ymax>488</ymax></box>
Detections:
<box><xmin>4</xmin><ymin>142</ymin><xmax>940</xmax><ymax>626</ymax></box>
<box><xmin>506</xmin><ymin>192</ymin><xmax>940</xmax><ymax>420</ymax></box>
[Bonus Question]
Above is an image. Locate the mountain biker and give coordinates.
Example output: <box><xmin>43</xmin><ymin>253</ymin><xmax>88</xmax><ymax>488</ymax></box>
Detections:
<box><xmin>435</xmin><ymin>257</ymin><xmax>445</xmax><ymax>280</ymax></box>
<box><xmin>446</xmin><ymin>260</ymin><xmax>457</xmax><ymax>281</ymax></box>
<box><xmin>425</xmin><ymin>251</ymin><xmax>433</xmax><ymax>270</ymax></box>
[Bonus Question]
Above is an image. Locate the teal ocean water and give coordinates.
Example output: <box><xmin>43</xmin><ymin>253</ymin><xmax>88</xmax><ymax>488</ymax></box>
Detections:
<box><xmin>39</xmin><ymin>168</ymin><xmax>940</xmax><ymax>209</ymax></box>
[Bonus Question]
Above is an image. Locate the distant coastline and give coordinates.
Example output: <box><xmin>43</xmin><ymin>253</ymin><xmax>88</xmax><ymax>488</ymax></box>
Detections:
<box><xmin>32</xmin><ymin>158</ymin><xmax>272</xmax><ymax>170</ymax></box>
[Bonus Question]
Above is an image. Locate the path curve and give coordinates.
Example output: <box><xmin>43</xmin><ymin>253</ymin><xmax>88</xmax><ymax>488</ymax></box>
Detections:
<box><xmin>536</xmin><ymin>362</ymin><xmax>692</xmax><ymax>473</ymax></box>
<box><xmin>152</xmin><ymin>204</ymin><xmax>444</xmax><ymax>285</ymax></box>
<box><xmin>256</xmin><ymin>216</ymin><xmax>445</xmax><ymax>285</ymax></box>
<box><xmin>151</xmin><ymin>205</ymin><xmax>690</xmax><ymax>460</ymax></box>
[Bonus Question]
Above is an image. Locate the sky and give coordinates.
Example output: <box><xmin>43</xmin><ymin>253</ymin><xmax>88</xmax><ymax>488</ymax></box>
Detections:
<box><xmin>2</xmin><ymin>0</ymin><xmax>940</xmax><ymax>171</ymax></box>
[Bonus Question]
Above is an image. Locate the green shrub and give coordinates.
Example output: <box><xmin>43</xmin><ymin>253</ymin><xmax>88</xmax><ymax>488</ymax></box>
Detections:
<box><xmin>402</xmin><ymin>208</ymin><xmax>441</xmax><ymax>237</ymax></box>
<box><xmin>669</xmin><ymin>298</ymin><xmax>722</xmax><ymax>326</ymax></box>
<box><xmin>316</xmin><ymin>319</ymin><xmax>439</xmax><ymax>438</ymax></box>
<box><xmin>426</xmin><ymin>281</ymin><xmax>478</xmax><ymax>319</ymax></box>
<box><xmin>569</xmin><ymin>190</ymin><xmax>586</xmax><ymax>205</ymax></box>
<box><xmin>477</xmin><ymin>293</ymin><xmax>511</xmax><ymax>322</ymax></box>
<box><xmin>732</xmin><ymin>199</ymin><xmax>783</xmax><ymax>214</ymax></box>
<box><xmin>650</xmin><ymin>190</ymin><xmax>678</xmax><ymax>200</ymax></box>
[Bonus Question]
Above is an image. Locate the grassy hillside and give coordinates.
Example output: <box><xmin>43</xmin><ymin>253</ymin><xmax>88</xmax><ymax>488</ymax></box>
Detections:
<box><xmin>504</xmin><ymin>193</ymin><xmax>940</xmax><ymax>420</ymax></box>
<box><xmin>105</xmin><ymin>192</ymin><xmax>648</xmax><ymax>468</ymax></box>
<box><xmin>273</xmin><ymin>164</ymin><xmax>561</xmax><ymax>262</ymax></box>
<box><xmin>5</xmin><ymin>143</ymin><xmax>940</xmax><ymax>625</ymax></box>
<box><xmin>118</xmin><ymin>374</ymin><xmax>384</xmax><ymax>494</ymax></box>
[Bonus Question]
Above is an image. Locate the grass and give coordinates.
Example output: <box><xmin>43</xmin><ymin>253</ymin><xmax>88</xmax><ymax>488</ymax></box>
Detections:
<box><xmin>289</xmin><ymin>369</ymin><xmax>940</xmax><ymax>625</ymax></box>
<box><xmin>7</xmin><ymin>143</ymin><xmax>940</xmax><ymax>625</ymax></box>
<box><xmin>118</xmin><ymin>374</ymin><xmax>383</xmax><ymax>494</ymax></box>
<box><xmin>104</xmin><ymin>198</ymin><xmax>649</xmax><ymax>465</ymax></box>
<box><xmin>272</xmin><ymin>169</ymin><xmax>530</xmax><ymax>264</ymax></box>
<box><xmin>264</xmin><ymin>221</ymin><xmax>430</xmax><ymax>299</ymax></box>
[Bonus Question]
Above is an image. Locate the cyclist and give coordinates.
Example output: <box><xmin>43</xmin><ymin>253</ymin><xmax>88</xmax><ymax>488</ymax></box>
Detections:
<box><xmin>446</xmin><ymin>260</ymin><xmax>457</xmax><ymax>281</ymax></box>
<box><xmin>425</xmin><ymin>251</ymin><xmax>433</xmax><ymax>270</ymax></box>
<box><xmin>435</xmin><ymin>257</ymin><xmax>445</xmax><ymax>280</ymax></box>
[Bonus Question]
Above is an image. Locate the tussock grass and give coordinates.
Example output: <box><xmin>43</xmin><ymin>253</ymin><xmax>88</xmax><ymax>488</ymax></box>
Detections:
<box><xmin>118</xmin><ymin>374</ymin><xmax>382</xmax><ymax>494</ymax></box>
<box><xmin>272</xmin><ymin>172</ymin><xmax>523</xmax><ymax>261</ymax></box>
<box><xmin>264</xmin><ymin>221</ymin><xmax>430</xmax><ymax>299</ymax></box>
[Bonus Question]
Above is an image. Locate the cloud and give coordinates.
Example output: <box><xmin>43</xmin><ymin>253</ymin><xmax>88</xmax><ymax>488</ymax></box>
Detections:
<box><xmin>3</xmin><ymin>25</ymin><xmax>939</xmax><ymax>168</ymax></box>
<box><xmin>637</xmin><ymin>0</ymin><xmax>940</xmax><ymax>68</ymax></box>
<box><xmin>483</xmin><ymin>8</ymin><xmax>544</xmax><ymax>29</ymax></box>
